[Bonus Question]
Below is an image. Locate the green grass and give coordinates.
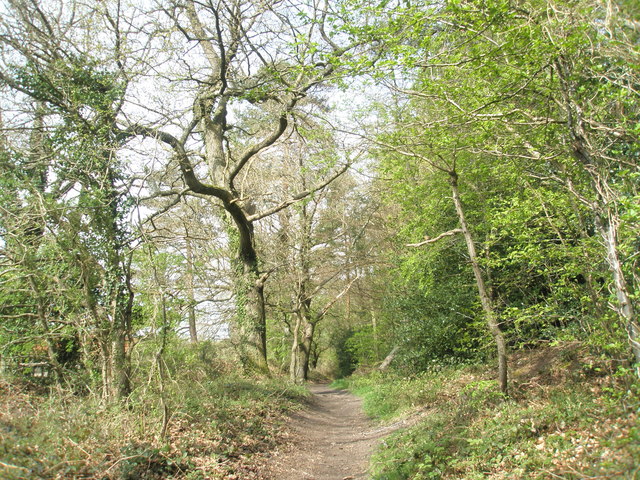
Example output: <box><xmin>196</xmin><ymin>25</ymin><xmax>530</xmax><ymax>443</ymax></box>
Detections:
<box><xmin>340</xmin><ymin>346</ymin><xmax>640</xmax><ymax>479</ymax></box>
<box><xmin>334</xmin><ymin>369</ymin><xmax>456</xmax><ymax>420</ymax></box>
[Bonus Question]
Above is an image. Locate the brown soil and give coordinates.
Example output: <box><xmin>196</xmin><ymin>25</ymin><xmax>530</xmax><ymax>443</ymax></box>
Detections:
<box><xmin>261</xmin><ymin>384</ymin><xmax>393</xmax><ymax>480</ymax></box>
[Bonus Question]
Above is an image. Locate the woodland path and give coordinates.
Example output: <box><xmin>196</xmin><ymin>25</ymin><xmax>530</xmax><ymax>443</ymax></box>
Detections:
<box><xmin>262</xmin><ymin>384</ymin><xmax>393</xmax><ymax>480</ymax></box>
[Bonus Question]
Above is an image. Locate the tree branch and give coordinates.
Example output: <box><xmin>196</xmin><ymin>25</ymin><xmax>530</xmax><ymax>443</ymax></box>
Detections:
<box><xmin>229</xmin><ymin>111</ymin><xmax>290</xmax><ymax>188</ymax></box>
<box><xmin>317</xmin><ymin>274</ymin><xmax>361</xmax><ymax>320</ymax></box>
<box><xmin>407</xmin><ymin>228</ymin><xmax>462</xmax><ymax>247</ymax></box>
<box><xmin>124</xmin><ymin>124</ymin><xmax>231</xmax><ymax>201</ymax></box>
<box><xmin>248</xmin><ymin>162</ymin><xmax>350</xmax><ymax>221</ymax></box>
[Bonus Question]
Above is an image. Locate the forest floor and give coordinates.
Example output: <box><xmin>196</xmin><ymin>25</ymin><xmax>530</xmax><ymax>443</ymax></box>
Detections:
<box><xmin>259</xmin><ymin>384</ymin><xmax>401</xmax><ymax>480</ymax></box>
<box><xmin>3</xmin><ymin>344</ymin><xmax>637</xmax><ymax>479</ymax></box>
<box><xmin>336</xmin><ymin>343</ymin><xmax>640</xmax><ymax>479</ymax></box>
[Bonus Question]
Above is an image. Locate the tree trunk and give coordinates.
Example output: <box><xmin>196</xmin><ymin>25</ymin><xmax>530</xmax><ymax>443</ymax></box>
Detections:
<box><xmin>595</xmin><ymin>211</ymin><xmax>640</xmax><ymax>369</ymax></box>
<box><xmin>300</xmin><ymin>321</ymin><xmax>315</xmax><ymax>380</ymax></box>
<box><xmin>371</xmin><ymin>309</ymin><xmax>380</xmax><ymax>362</ymax></box>
<box><xmin>185</xmin><ymin>233</ymin><xmax>198</xmax><ymax>343</ymax></box>
<box><xmin>289</xmin><ymin>313</ymin><xmax>303</xmax><ymax>383</ymax></box>
<box><xmin>221</xmin><ymin>204</ymin><xmax>269</xmax><ymax>374</ymax></box>
<box><xmin>290</xmin><ymin>317</ymin><xmax>315</xmax><ymax>383</ymax></box>
<box><xmin>235</xmin><ymin>252</ymin><xmax>269</xmax><ymax>373</ymax></box>
<box><xmin>309</xmin><ymin>341</ymin><xmax>321</xmax><ymax>370</ymax></box>
<box><xmin>554</xmin><ymin>56</ymin><xmax>640</xmax><ymax>369</ymax></box>
<box><xmin>100</xmin><ymin>340</ymin><xmax>111</xmax><ymax>401</ymax></box>
<box><xmin>112</xmin><ymin>324</ymin><xmax>131</xmax><ymax>400</ymax></box>
<box><xmin>79</xmin><ymin>240</ymin><xmax>133</xmax><ymax>401</ymax></box>
<box><xmin>29</xmin><ymin>279</ymin><xmax>64</xmax><ymax>382</ymax></box>
<box><xmin>109</xmin><ymin>264</ymin><xmax>134</xmax><ymax>400</ymax></box>
<box><xmin>379</xmin><ymin>346</ymin><xmax>399</xmax><ymax>371</ymax></box>
<box><xmin>107</xmin><ymin>177</ymin><xmax>133</xmax><ymax>401</ymax></box>
<box><xmin>449</xmin><ymin>171</ymin><xmax>508</xmax><ymax>394</ymax></box>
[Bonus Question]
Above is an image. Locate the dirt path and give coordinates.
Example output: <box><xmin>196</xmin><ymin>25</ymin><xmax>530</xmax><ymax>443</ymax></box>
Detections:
<box><xmin>263</xmin><ymin>384</ymin><xmax>391</xmax><ymax>480</ymax></box>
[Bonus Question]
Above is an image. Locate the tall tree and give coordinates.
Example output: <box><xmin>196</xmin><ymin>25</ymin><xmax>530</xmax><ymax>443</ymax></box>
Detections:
<box><xmin>124</xmin><ymin>0</ymin><xmax>357</xmax><ymax>371</ymax></box>
<box><xmin>0</xmin><ymin>0</ymin><xmax>137</xmax><ymax>399</ymax></box>
<box><xmin>352</xmin><ymin>0</ymin><xmax>639</xmax><ymax>387</ymax></box>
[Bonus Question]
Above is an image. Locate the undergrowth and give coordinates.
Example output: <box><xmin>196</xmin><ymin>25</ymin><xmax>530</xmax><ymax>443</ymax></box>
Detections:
<box><xmin>338</xmin><ymin>343</ymin><xmax>640</xmax><ymax>479</ymax></box>
<box><xmin>0</xmin><ymin>340</ymin><xmax>308</xmax><ymax>480</ymax></box>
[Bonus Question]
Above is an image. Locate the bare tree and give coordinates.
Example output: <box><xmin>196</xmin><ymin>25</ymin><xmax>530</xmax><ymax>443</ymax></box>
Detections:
<box><xmin>124</xmin><ymin>0</ymin><xmax>357</xmax><ymax>371</ymax></box>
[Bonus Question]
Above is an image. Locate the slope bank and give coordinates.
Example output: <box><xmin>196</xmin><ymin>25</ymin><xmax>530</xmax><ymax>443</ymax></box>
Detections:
<box><xmin>337</xmin><ymin>342</ymin><xmax>639</xmax><ymax>479</ymax></box>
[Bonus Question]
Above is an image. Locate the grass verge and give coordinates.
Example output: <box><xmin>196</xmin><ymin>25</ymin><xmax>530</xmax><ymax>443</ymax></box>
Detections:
<box><xmin>338</xmin><ymin>343</ymin><xmax>640</xmax><ymax>479</ymax></box>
